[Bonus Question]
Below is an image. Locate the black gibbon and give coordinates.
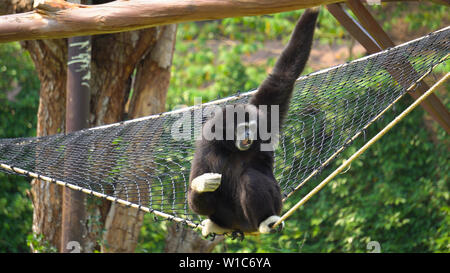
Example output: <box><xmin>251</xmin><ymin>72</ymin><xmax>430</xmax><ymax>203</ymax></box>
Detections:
<box><xmin>188</xmin><ymin>8</ymin><xmax>319</xmax><ymax>236</ymax></box>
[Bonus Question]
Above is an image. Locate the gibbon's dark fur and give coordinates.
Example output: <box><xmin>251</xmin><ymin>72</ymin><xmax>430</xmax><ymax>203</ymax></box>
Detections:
<box><xmin>188</xmin><ymin>9</ymin><xmax>319</xmax><ymax>233</ymax></box>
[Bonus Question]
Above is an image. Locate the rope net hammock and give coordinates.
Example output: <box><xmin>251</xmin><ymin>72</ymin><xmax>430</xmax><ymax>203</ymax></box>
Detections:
<box><xmin>1</xmin><ymin>26</ymin><xmax>449</xmax><ymax>231</ymax></box>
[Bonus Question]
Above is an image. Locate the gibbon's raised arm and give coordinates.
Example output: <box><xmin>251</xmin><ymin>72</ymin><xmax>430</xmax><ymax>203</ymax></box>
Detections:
<box><xmin>250</xmin><ymin>8</ymin><xmax>319</xmax><ymax>124</ymax></box>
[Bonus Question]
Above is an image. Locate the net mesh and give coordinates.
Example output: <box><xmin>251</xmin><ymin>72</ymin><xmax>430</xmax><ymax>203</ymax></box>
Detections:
<box><xmin>1</xmin><ymin>26</ymin><xmax>449</xmax><ymax>228</ymax></box>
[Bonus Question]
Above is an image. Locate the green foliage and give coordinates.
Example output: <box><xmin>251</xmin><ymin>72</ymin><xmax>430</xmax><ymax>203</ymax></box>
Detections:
<box><xmin>0</xmin><ymin>43</ymin><xmax>39</xmax><ymax>138</ymax></box>
<box><xmin>0</xmin><ymin>42</ymin><xmax>39</xmax><ymax>252</ymax></box>
<box><xmin>0</xmin><ymin>174</ymin><xmax>33</xmax><ymax>252</ymax></box>
<box><xmin>371</xmin><ymin>3</ymin><xmax>449</xmax><ymax>32</ymax></box>
<box><xmin>136</xmin><ymin>216</ymin><xmax>168</xmax><ymax>253</ymax></box>
<box><xmin>26</xmin><ymin>233</ymin><xmax>58</xmax><ymax>253</ymax></box>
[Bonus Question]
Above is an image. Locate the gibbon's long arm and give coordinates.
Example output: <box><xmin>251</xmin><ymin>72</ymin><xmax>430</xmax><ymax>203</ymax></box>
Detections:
<box><xmin>250</xmin><ymin>8</ymin><xmax>319</xmax><ymax>124</ymax></box>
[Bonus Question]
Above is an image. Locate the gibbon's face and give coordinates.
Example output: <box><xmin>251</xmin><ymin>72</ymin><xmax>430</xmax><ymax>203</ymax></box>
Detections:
<box><xmin>202</xmin><ymin>104</ymin><xmax>267</xmax><ymax>152</ymax></box>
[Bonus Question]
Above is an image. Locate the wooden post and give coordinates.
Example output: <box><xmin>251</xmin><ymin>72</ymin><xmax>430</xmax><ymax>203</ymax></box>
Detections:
<box><xmin>327</xmin><ymin>1</ymin><xmax>450</xmax><ymax>134</ymax></box>
<box><xmin>61</xmin><ymin>0</ymin><xmax>91</xmax><ymax>253</ymax></box>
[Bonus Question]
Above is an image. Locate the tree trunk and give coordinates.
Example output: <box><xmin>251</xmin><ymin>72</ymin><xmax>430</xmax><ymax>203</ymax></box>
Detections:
<box><xmin>128</xmin><ymin>24</ymin><xmax>177</xmax><ymax>117</ymax></box>
<box><xmin>24</xmin><ymin>38</ymin><xmax>68</xmax><ymax>252</ymax></box>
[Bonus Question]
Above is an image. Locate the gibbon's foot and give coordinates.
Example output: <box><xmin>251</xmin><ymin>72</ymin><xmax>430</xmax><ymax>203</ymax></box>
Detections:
<box><xmin>191</xmin><ymin>173</ymin><xmax>222</xmax><ymax>193</ymax></box>
<box><xmin>258</xmin><ymin>215</ymin><xmax>284</xmax><ymax>234</ymax></box>
<box><xmin>201</xmin><ymin>219</ymin><xmax>232</xmax><ymax>237</ymax></box>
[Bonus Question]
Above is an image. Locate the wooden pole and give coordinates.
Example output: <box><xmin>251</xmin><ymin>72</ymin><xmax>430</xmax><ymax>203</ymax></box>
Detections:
<box><xmin>61</xmin><ymin>0</ymin><xmax>91</xmax><ymax>253</ymax></box>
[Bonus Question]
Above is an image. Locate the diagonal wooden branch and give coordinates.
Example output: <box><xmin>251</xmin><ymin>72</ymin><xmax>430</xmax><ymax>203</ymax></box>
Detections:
<box><xmin>0</xmin><ymin>0</ymin><xmax>340</xmax><ymax>43</ymax></box>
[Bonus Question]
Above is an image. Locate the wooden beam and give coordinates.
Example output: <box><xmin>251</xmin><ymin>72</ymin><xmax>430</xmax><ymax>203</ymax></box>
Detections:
<box><xmin>0</xmin><ymin>0</ymin><xmax>340</xmax><ymax>43</ymax></box>
<box><xmin>327</xmin><ymin>3</ymin><xmax>382</xmax><ymax>53</ymax></box>
<box><xmin>346</xmin><ymin>0</ymin><xmax>395</xmax><ymax>48</ymax></box>
<box><xmin>328</xmin><ymin>1</ymin><xmax>450</xmax><ymax>134</ymax></box>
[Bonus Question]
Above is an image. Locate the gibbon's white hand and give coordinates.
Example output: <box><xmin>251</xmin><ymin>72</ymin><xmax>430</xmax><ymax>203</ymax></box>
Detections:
<box><xmin>191</xmin><ymin>173</ymin><xmax>221</xmax><ymax>193</ymax></box>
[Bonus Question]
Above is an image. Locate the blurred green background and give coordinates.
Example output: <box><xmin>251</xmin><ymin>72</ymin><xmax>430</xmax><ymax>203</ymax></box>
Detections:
<box><xmin>0</xmin><ymin>2</ymin><xmax>449</xmax><ymax>252</ymax></box>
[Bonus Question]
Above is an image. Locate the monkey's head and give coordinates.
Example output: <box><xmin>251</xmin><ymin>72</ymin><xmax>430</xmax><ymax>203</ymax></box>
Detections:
<box><xmin>202</xmin><ymin>103</ymin><xmax>277</xmax><ymax>152</ymax></box>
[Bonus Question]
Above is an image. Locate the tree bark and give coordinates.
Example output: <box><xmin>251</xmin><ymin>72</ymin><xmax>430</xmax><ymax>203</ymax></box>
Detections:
<box><xmin>128</xmin><ymin>24</ymin><xmax>177</xmax><ymax>117</ymax></box>
<box><xmin>23</xmin><ymin>37</ymin><xmax>67</xmax><ymax>252</ymax></box>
